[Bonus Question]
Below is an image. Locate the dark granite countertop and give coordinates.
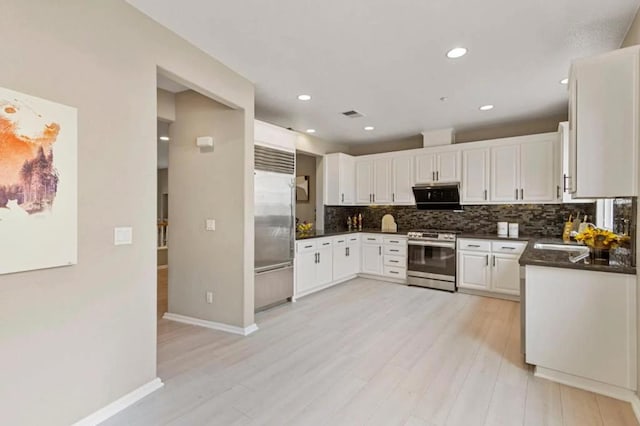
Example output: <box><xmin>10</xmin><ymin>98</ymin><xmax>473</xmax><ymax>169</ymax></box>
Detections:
<box><xmin>519</xmin><ymin>238</ymin><xmax>636</xmax><ymax>275</ymax></box>
<box><xmin>457</xmin><ymin>233</ymin><xmax>533</xmax><ymax>242</ymax></box>
<box><xmin>296</xmin><ymin>229</ymin><xmax>408</xmax><ymax>240</ymax></box>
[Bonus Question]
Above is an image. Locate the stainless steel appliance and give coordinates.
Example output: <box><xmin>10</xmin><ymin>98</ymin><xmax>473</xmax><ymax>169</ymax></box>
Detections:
<box><xmin>254</xmin><ymin>145</ymin><xmax>295</xmax><ymax>312</ymax></box>
<box><xmin>407</xmin><ymin>230</ymin><xmax>457</xmax><ymax>292</ymax></box>
<box><xmin>412</xmin><ymin>183</ymin><xmax>462</xmax><ymax>210</ymax></box>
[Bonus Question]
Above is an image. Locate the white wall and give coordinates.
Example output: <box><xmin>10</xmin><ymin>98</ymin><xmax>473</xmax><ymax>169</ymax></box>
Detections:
<box><xmin>169</xmin><ymin>91</ymin><xmax>249</xmax><ymax>327</ymax></box>
<box><xmin>0</xmin><ymin>1</ymin><xmax>254</xmax><ymax>425</ymax></box>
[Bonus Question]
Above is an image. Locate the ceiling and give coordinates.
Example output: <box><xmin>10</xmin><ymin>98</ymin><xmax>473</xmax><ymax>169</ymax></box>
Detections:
<box><xmin>131</xmin><ymin>0</ymin><xmax>638</xmax><ymax>144</ymax></box>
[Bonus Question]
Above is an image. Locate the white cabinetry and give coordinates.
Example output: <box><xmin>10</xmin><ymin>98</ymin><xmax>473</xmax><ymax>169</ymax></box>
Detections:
<box><xmin>295</xmin><ymin>238</ymin><xmax>333</xmax><ymax>297</ymax></box>
<box><xmin>373</xmin><ymin>158</ymin><xmax>393</xmax><ymax>204</ymax></box>
<box><xmin>457</xmin><ymin>239</ymin><xmax>526</xmax><ymax>297</ymax></box>
<box><xmin>392</xmin><ymin>156</ymin><xmax>415</xmax><ymax>204</ymax></box>
<box><xmin>462</xmin><ymin>148</ymin><xmax>490</xmax><ymax>203</ymax></box>
<box><xmin>355</xmin><ymin>160</ymin><xmax>374</xmax><ymax>204</ymax></box>
<box><xmin>415</xmin><ymin>149</ymin><xmax>461</xmax><ymax>184</ymax></box>
<box><xmin>324</xmin><ymin>153</ymin><xmax>355</xmax><ymax>205</ymax></box>
<box><xmin>526</xmin><ymin>266</ymin><xmax>636</xmax><ymax>391</ymax></box>
<box><xmin>489</xmin><ymin>136</ymin><xmax>558</xmax><ymax>204</ymax></box>
<box><xmin>568</xmin><ymin>46</ymin><xmax>639</xmax><ymax>198</ymax></box>
<box><xmin>490</xmin><ymin>144</ymin><xmax>520</xmax><ymax>202</ymax></box>
<box><xmin>333</xmin><ymin>235</ymin><xmax>360</xmax><ymax>281</ymax></box>
<box><xmin>361</xmin><ymin>234</ymin><xmax>383</xmax><ymax>275</ymax></box>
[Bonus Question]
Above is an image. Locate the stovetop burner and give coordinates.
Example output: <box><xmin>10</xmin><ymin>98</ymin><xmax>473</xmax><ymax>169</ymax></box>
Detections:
<box><xmin>407</xmin><ymin>229</ymin><xmax>458</xmax><ymax>241</ymax></box>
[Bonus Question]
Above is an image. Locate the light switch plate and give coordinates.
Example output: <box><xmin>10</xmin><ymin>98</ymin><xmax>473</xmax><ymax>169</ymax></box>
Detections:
<box><xmin>114</xmin><ymin>227</ymin><xmax>133</xmax><ymax>245</ymax></box>
<box><xmin>205</xmin><ymin>219</ymin><xmax>216</xmax><ymax>231</ymax></box>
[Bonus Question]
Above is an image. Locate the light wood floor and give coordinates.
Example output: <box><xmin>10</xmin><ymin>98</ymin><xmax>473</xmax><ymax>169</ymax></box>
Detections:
<box><xmin>106</xmin><ymin>278</ymin><xmax>638</xmax><ymax>426</ymax></box>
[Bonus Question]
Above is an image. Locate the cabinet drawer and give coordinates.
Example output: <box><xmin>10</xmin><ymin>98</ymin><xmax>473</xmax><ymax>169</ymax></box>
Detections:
<box><xmin>383</xmin><ymin>237</ymin><xmax>407</xmax><ymax>246</ymax></box>
<box><xmin>384</xmin><ymin>255</ymin><xmax>406</xmax><ymax>267</ymax></box>
<box><xmin>384</xmin><ymin>266</ymin><xmax>407</xmax><ymax>279</ymax></box>
<box><xmin>347</xmin><ymin>234</ymin><xmax>360</xmax><ymax>244</ymax></box>
<box><xmin>296</xmin><ymin>240</ymin><xmax>317</xmax><ymax>253</ymax></box>
<box><xmin>491</xmin><ymin>241</ymin><xmax>526</xmax><ymax>255</ymax></box>
<box><xmin>384</xmin><ymin>245</ymin><xmax>407</xmax><ymax>256</ymax></box>
<box><xmin>458</xmin><ymin>239</ymin><xmax>491</xmax><ymax>252</ymax></box>
<box><xmin>332</xmin><ymin>236</ymin><xmax>348</xmax><ymax>246</ymax></box>
<box><xmin>362</xmin><ymin>234</ymin><xmax>383</xmax><ymax>244</ymax></box>
<box><xmin>317</xmin><ymin>239</ymin><xmax>332</xmax><ymax>249</ymax></box>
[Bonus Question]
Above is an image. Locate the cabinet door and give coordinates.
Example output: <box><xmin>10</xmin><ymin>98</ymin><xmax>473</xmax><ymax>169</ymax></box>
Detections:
<box><xmin>490</xmin><ymin>144</ymin><xmax>520</xmax><ymax>202</ymax></box>
<box><xmin>461</xmin><ymin>148</ymin><xmax>490</xmax><ymax>203</ymax></box>
<box><xmin>436</xmin><ymin>150</ymin><xmax>460</xmax><ymax>183</ymax></box>
<box><xmin>415</xmin><ymin>153</ymin><xmax>436</xmax><ymax>184</ymax></box>
<box><xmin>295</xmin><ymin>251</ymin><xmax>317</xmax><ymax>294</ymax></box>
<box><xmin>392</xmin><ymin>156</ymin><xmax>415</xmax><ymax>204</ymax></box>
<box><xmin>347</xmin><ymin>242</ymin><xmax>361</xmax><ymax>276</ymax></box>
<box><xmin>491</xmin><ymin>254</ymin><xmax>520</xmax><ymax>296</ymax></box>
<box><xmin>361</xmin><ymin>244</ymin><xmax>383</xmax><ymax>275</ymax></box>
<box><xmin>574</xmin><ymin>51</ymin><xmax>638</xmax><ymax>198</ymax></box>
<box><xmin>520</xmin><ymin>139</ymin><xmax>557</xmax><ymax>202</ymax></box>
<box><xmin>355</xmin><ymin>160</ymin><xmax>373</xmax><ymax>204</ymax></box>
<box><xmin>316</xmin><ymin>244</ymin><xmax>333</xmax><ymax>286</ymax></box>
<box><xmin>373</xmin><ymin>158</ymin><xmax>393</xmax><ymax>204</ymax></box>
<box><xmin>323</xmin><ymin>154</ymin><xmax>341</xmax><ymax>206</ymax></box>
<box><xmin>457</xmin><ymin>251</ymin><xmax>490</xmax><ymax>290</ymax></box>
<box><xmin>332</xmin><ymin>242</ymin><xmax>349</xmax><ymax>281</ymax></box>
<box><xmin>339</xmin><ymin>155</ymin><xmax>355</xmax><ymax>204</ymax></box>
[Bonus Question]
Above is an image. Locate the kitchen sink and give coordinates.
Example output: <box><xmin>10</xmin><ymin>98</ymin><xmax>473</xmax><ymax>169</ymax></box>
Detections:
<box><xmin>533</xmin><ymin>242</ymin><xmax>589</xmax><ymax>252</ymax></box>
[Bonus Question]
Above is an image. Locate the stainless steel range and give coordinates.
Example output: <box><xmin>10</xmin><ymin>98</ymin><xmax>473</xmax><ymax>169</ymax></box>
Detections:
<box><xmin>407</xmin><ymin>230</ymin><xmax>457</xmax><ymax>292</ymax></box>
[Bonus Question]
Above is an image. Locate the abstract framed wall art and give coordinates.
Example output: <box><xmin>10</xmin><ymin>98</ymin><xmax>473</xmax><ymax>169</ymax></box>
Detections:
<box><xmin>0</xmin><ymin>87</ymin><xmax>77</xmax><ymax>275</ymax></box>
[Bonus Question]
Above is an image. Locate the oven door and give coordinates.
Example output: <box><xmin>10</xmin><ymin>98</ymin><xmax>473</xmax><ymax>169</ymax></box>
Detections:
<box><xmin>407</xmin><ymin>240</ymin><xmax>456</xmax><ymax>281</ymax></box>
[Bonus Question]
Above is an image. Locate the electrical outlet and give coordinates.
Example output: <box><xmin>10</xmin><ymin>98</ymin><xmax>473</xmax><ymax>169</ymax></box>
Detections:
<box><xmin>206</xmin><ymin>291</ymin><xmax>213</xmax><ymax>304</ymax></box>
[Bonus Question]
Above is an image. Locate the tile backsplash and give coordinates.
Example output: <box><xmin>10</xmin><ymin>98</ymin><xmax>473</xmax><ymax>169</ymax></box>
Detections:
<box><xmin>325</xmin><ymin>203</ymin><xmax>597</xmax><ymax>237</ymax></box>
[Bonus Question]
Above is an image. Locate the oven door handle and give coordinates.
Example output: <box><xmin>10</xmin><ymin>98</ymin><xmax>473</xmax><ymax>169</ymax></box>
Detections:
<box><xmin>408</xmin><ymin>241</ymin><xmax>456</xmax><ymax>249</ymax></box>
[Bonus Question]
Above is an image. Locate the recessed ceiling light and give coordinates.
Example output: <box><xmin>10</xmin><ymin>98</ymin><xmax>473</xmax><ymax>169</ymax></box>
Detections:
<box><xmin>306</xmin><ymin>129</ymin><xmax>316</xmax><ymax>134</ymax></box>
<box><xmin>364</xmin><ymin>126</ymin><xmax>375</xmax><ymax>131</ymax></box>
<box><xmin>479</xmin><ymin>104</ymin><xmax>494</xmax><ymax>111</ymax></box>
<box><xmin>159</xmin><ymin>136</ymin><xmax>170</xmax><ymax>141</ymax></box>
<box><xmin>446</xmin><ymin>47</ymin><xmax>467</xmax><ymax>59</ymax></box>
<box><xmin>440</xmin><ymin>96</ymin><xmax>448</xmax><ymax>102</ymax></box>
<box><xmin>297</xmin><ymin>94</ymin><xmax>312</xmax><ymax>101</ymax></box>
<box><xmin>560</xmin><ymin>78</ymin><xmax>569</xmax><ymax>85</ymax></box>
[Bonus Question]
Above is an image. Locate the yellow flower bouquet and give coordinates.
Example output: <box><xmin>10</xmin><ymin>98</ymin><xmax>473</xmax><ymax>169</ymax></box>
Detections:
<box><xmin>574</xmin><ymin>225</ymin><xmax>626</xmax><ymax>249</ymax></box>
<box><xmin>297</xmin><ymin>221</ymin><xmax>313</xmax><ymax>234</ymax></box>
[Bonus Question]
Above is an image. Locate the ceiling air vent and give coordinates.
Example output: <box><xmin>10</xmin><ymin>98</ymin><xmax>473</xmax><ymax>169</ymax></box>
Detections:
<box><xmin>341</xmin><ymin>110</ymin><xmax>364</xmax><ymax>118</ymax></box>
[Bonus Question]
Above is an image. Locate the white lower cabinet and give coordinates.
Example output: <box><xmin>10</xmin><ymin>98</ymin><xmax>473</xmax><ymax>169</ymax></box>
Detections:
<box><xmin>333</xmin><ymin>235</ymin><xmax>360</xmax><ymax>281</ymax></box>
<box><xmin>457</xmin><ymin>238</ymin><xmax>526</xmax><ymax>297</ymax></box>
<box><xmin>295</xmin><ymin>233</ymin><xmax>407</xmax><ymax>298</ymax></box>
<box><xmin>361</xmin><ymin>241</ymin><xmax>383</xmax><ymax>275</ymax></box>
<box><xmin>295</xmin><ymin>238</ymin><xmax>333</xmax><ymax>296</ymax></box>
<box><xmin>457</xmin><ymin>251</ymin><xmax>490</xmax><ymax>291</ymax></box>
<box><xmin>526</xmin><ymin>266</ymin><xmax>636</xmax><ymax>391</ymax></box>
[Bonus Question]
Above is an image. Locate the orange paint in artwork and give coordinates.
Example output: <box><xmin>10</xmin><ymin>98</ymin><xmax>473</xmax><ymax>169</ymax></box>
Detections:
<box><xmin>4</xmin><ymin>106</ymin><xmax>16</xmax><ymax>113</ymax></box>
<box><xmin>0</xmin><ymin>114</ymin><xmax>60</xmax><ymax>186</ymax></box>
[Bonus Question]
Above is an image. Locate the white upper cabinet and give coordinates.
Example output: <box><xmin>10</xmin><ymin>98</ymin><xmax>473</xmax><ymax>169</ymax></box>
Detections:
<box><xmin>488</xmin><ymin>135</ymin><xmax>558</xmax><ymax>204</ymax></box>
<box><xmin>569</xmin><ymin>46</ymin><xmax>639</xmax><ymax>198</ymax></box>
<box><xmin>520</xmin><ymin>138</ymin><xmax>558</xmax><ymax>202</ymax></box>
<box><xmin>355</xmin><ymin>160</ymin><xmax>374</xmax><ymax>204</ymax></box>
<box><xmin>461</xmin><ymin>148</ymin><xmax>490</xmax><ymax>204</ymax></box>
<box><xmin>415</xmin><ymin>149</ymin><xmax>461</xmax><ymax>184</ymax></box>
<box><xmin>436</xmin><ymin>150</ymin><xmax>461</xmax><ymax>183</ymax></box>
<box><xmin>415</xmin><ymin>152</ymin><xmax>437</xmax><ymax>183</ymax></box>
<box><xmin>324</xmin><ymin>153</ymin><xmax>355</xmax><ymax>205</ymax></box>
<box><xmin>490</xmin><ymin>144</ymin><xmax>520</xmax><ymax>202</ymax></box>
<box><xmin>392</xmin><ymin>156</ymin><xmax>415</xmax><ymax>204</ymax></box>
<box><xmin>373</xmin><ymin>158</ymin><xmax>393</xmax><ymax>204</ymax></box>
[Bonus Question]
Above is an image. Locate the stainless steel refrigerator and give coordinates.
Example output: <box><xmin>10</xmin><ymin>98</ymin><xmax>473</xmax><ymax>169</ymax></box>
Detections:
<box><xmin>254</xmin><ymin>145</ymin><xmax>295</xmax><ymax>311</ymax></box>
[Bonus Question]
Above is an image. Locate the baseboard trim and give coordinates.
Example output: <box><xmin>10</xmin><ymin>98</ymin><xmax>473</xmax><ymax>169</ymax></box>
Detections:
<box><xmin>357</xmin><ymin>273</ymin><xmax>407</xmax><ymax>285</ymax></box>
<box><xmin>72</xmin><ymin>378</ymin><xmax>163</xmax><ymax>426</ymax></box>
<box><xmin>457</xmin><ymin>288</ymin><xmax>519</xmax><ymax>301</ymax></box>
<box><xmin>162</xmin><ymin>312</ymin><xmax>258</xmax><ymax>336</ymax></box>
<box><xmin>294</xmin><ymin>275</ymin><xmax>357</xmax><ymax>299</ymax></box>
<box><xmin>535</xmin><ymin>366</ymin><xmax>636</xmax><ymax>403</ymax></box>
<box><xmin>630</xmin><ymin>395</ymin><xmax>640</xmax><ymax>424</ymax></box>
